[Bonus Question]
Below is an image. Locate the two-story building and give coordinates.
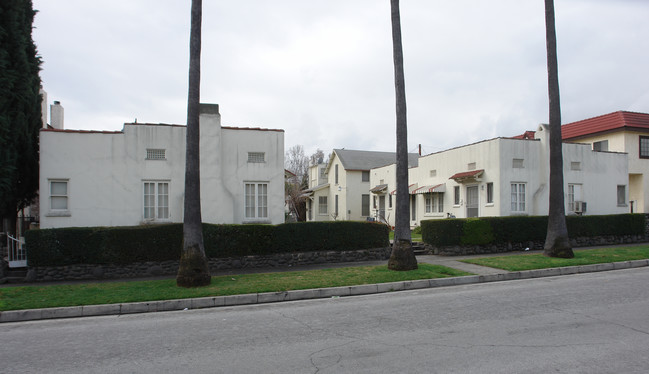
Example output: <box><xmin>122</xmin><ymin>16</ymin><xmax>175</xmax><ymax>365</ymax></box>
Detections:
<box><xmin>305</xmin><ymin>149</ymin><xmax>418</xmax><ymax>222</ymax></box>
<box><xmin>561</xmin><ymin>111</ymin><xmax>649</xmax><ymax>213</ymax></box>
<box><xmin>39</xmin><ymin>104</ymin><xmax>285</xmax><ymax>228</ymax></box>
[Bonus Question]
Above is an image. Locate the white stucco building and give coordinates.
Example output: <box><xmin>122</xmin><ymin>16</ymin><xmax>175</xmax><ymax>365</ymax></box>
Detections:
<box><xmin>371</xmin><ymin>124</ymin><xmax>629</xmax><ymax>228</ymax></box>
<box><xmin>39</xmin><ymin>104</ymin><xmax>285</xmax><ymax>228</ymax></box>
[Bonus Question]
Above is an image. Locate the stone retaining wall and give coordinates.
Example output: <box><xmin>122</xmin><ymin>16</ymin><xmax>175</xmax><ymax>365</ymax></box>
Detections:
<box><xmin>426</xmin><ymin>234</ymin><xmax>647</xmax><ymax>256</ymax></box>
<box><xmin>25</xmin><ymin>247</ymin><xmax>391</xmax><ymax>282</ymax></box>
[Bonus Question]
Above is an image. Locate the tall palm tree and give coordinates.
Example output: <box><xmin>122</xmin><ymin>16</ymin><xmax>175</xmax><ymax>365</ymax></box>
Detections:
<box><xmin>388</xmin><ymin>0</ymin><xmax>417</xmax><ymax>270</ymax></box>
<box><xmin>177</xmin><ymin>0</ymin><xmax>211</xmax><ymax>287</ymax></box>
<box><xmin>543</xmin><ymin>0</ymin><xmax>574</xmax><ymax>258</ymax></box>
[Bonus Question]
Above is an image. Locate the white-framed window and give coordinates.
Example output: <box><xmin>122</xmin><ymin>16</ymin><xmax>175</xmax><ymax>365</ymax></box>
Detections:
<box><xmin>568</xmin><ymin>183</ymin><xmax>582</xmax><ymax>212</ymax></box>
<box><xmin>49</xmin><ymin>180</ymin><xmax>69</xmax><ymax>211</ymax></box>
<box><xmin>486</xmin><ymin>182</ymin><xmax>494</xmax><ymax>204</ymax></box>
<box><xmin>454</xmin><ymin>186</ymin><xmax>460</xmax><ymax>206</ymax></box>
<box><xmin>389</xmin><ymin>194</ymin><xmax>392</xmax><ymax>209</ymax></box>
<box><xmin>361</xmin><ymin>171</ymin><xmax>370</xmax><ymax>182</ymax></box>
<box><xmin>430</xmin><ymin>170</ymin><xmax>437</xmax><ymax>177</ymax></box>
<box><xmin>511</xmin><ymin>183</ymin><xmax>526</xmax><ymax>212</ymax></box>
<box><xmin>143</xmin><ymin>181</ymin><xmax>169</xmax><ymax>220</ymax></box>
<box><xmin>361</xmin><ymin>194</ymin><xmax>370</xmax><ymax>216</ymax></box>
<box><xmin>247</xmin><ymin>152</ymin><xmax>265</xmax><ymax>163</ymax></box>
<box><xmin>512</xmin><ymin>158</ymin><xmax>524</xmax><ymax>168</ymax></box>
<box><xmin>593</xmin><ymin>140</ymin><xmax>608</xmax><ymax>152</ymax></box>
<box><xmin>425</xmin><ymin>193</ymin><xmax>443</xmax><ymax>214</ymax></box>
<box><xmin>617</xmin><ymin>185</ymin><xmax>626</xmax><ymax>206</ymax></box>
<box><xmin>335</xmin><ymin>164</ymin><xmax>339</xmax><ymax>185</ymax></box>
<box><xmin>318</xmin><ymin>196</ymin><xmax>328</xmax><ymax>215</ymax></box>
<box><xmin>146</xmin><ymin>148</ymin><xmax>166</xmax><ymax>160</ymax></box>
<box><xmin>335</xmin><ymin>195</ymin><xmax>339</xmax><ymax>216</ymax></box>
<box><xmin>244</xmin><ymin>182</ymin><xmax>268</xmax><ymax>219</ymax></box>
<box><xmin>468</xmin><ymin>162</ymin><xmax>476</xmax><ymax>170</ymax></box>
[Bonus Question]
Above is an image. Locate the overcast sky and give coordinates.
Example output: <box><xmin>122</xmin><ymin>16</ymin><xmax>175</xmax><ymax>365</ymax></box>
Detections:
<box><xmin>32</xmin><ymin>0</ymin><xmax>649</xmax><ymax>157</ymax></box>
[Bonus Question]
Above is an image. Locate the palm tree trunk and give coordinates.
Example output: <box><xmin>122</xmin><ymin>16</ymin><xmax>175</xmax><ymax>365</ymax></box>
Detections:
<box><xmin>177</xmin><ymin>0</ymin><xmax>211</xmax><ymax>287</ymax></box>
<box><xmin>543</xmin><ymin>0</ymin><xmax>573</xmax><ymax>258</ymax></box>
<box><xmin>388</xmin><ymin>0</ymin><xmax>417</xmax><ymax>271</ymax></box>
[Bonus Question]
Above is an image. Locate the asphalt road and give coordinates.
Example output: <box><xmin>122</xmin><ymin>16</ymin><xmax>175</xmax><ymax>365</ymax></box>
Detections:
<box><xmin>2</xmin><ymin>267</ymin><xmax>649</xmax><ymax>373</ymax></box>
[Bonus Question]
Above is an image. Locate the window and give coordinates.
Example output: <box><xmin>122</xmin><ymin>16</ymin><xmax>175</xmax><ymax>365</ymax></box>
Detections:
<box><xmin>146</xmin><ymin>148</ymin><xmax>166</xmax><ymax>160</ymax></box>
<box><xmin>389</xmin><ymin>194</ymin><xmax>392</xmax><ymax>209</ymax></box>
<box><xmin>361</xmin><ymin>171</ymin><xmax>370</xmax><ymax>182</ymax></box>
<box><xmin>486</xmin><ymin>182</ymin><xmax>494</xmax><ymax>204</ymax></box>
<box><xmin>144</xmin><ymin>181</ymin><xmax>169</xmax><ymax>220</ymax></box>
<box><xmin>425</xmin><ymin>193</ymin><xmax>443</xmax><ymax>214</ymax></box>
<box><xmin>640</xmin><ymin>136</ymin><xmax>649</xmax><ymax>159</ymax></box>
<box><xmin>247</xmin><ymin>152</ymin><xmax>265</xmax><ymax>163</ymax></box>
<box><xmin>373</xmin><ymin>195</ymin><xmax>377</xmax><ymax>209</ymax></box>
<box><xmin>468</xmin><ymin>162</ymin><xmax>476</xmax><ymax>170</ymax></box>
<box><xmin>511</xmin><ymin>183</ymin><xmax>526</xmax><ymax>212</ymax></box>
<box><xmin>512</xmin><ymin>158</ymin><xmax>524</xmax><ymax>168</ymax></box>
<box><xmin>617</xmin><ymin>185</ymin><xmax>626</xmax><ymax>206</ymax></box>
<box><xmin>430</xmin><ymin>170</ymin><xmax>437</xmax><ymax>177</ymax></box>
<box><xmin>319</xmin><ymin>167</ymin><xmax>326</xmax><ymax>180</ymax></box>
<box><xmin>308</xmin><ymin>200</ymin><xmax>312</xmax><ymax>220</ymax></box>
<box><xmin>50</xmin><ymin>180</ymin><xmax>69</xmax><ymax>210</ymax></box>
<box><xmin>571</xmin><ymin>162</ymin><xmax>581</xmax><ymax>171</ymax></box>
<box><xmin>335</xmin><ymin>195</ymin><xmax>339</xmax><ymax>216</ymax></box>
<box><xmin>362</xmin><ymin>194</ymin><xmax>370</xmax><ymax>216</ymax></box>
<box><xmin>454</xmin><ymin>186</ymin><xmax>460</xmax><ymax>205</ymax></box>
<box><xmin>318</xmin><ymin>196</ymin><xmax>328</xmax><ymax>215</ymax></box>
<box><xmin>244</xmin><ymin>182</ymin><xmax>268</xmax><ymax>219</ymax></box>
<box><xmin>568</xmin><ymin>184</ymin><xmax>582</xmax><ymax>212</ymax></box>
<box><xmin>335</xmin><ymin>164</ymin><xmax>339</xmax><ymax>184</ymax></box>
<box><xmin>593</xmin><ymin>140</ymin><xmax>608</xmax><ymax>152</ymax></box>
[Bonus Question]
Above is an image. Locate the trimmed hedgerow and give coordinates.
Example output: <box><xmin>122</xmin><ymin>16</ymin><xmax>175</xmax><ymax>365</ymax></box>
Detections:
<box><xmin>421</xmin><ymin>214</ymin><xmax>646</xmax><ymax>247</ymax></box>
<box><xmin>25</xmin><ymin>221</ymin><xmax>389</xmax><ymax>266</ymax></box>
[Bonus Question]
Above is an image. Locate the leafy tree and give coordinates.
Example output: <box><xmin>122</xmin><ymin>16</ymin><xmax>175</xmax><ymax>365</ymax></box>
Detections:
<box><xmin>0</xmin><ymin>0</ymin><xmax>42</xmax><ymax>235</ymax></box>
<box><xmin>388</xmin><ymin>0</ymin><xmax>417</xmax><ymax>270</ymax></box>
<box><xmin>177</xmin><ymin>0</ymin><xmax>211</xmax><ymax>287</ymax></box>
<box><xmin>543</xmin><ymin>0</ymin><xmax>573</xmax><ymax>258</ymax></box>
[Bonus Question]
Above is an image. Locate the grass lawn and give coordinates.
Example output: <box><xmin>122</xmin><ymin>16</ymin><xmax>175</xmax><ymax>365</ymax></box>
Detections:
<box><xmin>461</xmin><ymin>245</ymin><xmax>649</xmax><ymax>271</ymax></box>
<box><xmin>389</xmin><ymin>231</ymin><xmax>422</xmax><ymax>242</ymax></box>
<box><xmin>0</xmin><ymin>263</ymin><xmax>470</xmax><ymax>312</ymax></box>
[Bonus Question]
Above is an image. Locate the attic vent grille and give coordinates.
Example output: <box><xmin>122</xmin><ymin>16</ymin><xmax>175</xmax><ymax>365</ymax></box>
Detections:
<box><xmin>146</xmin><ymin>149</ymin><xmax>166</xmax><ymax>160</ymax></box>
<box><xmin>248</xmin><ymin>152</ymin><xmax>265</xmax><ymax>163</ymax></box>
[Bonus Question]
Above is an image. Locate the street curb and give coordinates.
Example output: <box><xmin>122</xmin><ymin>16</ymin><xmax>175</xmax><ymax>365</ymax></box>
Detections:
<box><xmin>2</xmin><ymin>259</ymin><xmax>648</xmax><ymax>323</ymax></box>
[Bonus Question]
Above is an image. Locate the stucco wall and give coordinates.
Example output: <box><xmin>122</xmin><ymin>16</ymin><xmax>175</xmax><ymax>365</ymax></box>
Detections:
<box><xmin>40</xmin><ymin>105</ymin><xmax>284</xmax><ymax>228</ymax></box>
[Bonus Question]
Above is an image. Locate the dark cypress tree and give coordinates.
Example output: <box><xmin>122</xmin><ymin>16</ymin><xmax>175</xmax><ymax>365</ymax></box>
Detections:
<box><xmin>0</xmin><ymin>0</ymin><xmax>42</xmax><ymax>235</ymax></box>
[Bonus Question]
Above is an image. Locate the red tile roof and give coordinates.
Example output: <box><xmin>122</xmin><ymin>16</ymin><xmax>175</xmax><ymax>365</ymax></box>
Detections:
<box><xmin>562</xmin><ymin>111</ymin><xmax>649</xmax><ymax>140</ymax></box>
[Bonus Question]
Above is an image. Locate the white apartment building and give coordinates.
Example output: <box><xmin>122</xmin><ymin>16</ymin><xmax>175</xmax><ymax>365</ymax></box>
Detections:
<box><xmin>371</xmin><ymin>124</ymin><xmax>629</xmax><ymax>228</ymax></box>
<box><xmin>39</xmin><ymin>104</ymin><xmax>285</xmax><ymax>228</ymax></box>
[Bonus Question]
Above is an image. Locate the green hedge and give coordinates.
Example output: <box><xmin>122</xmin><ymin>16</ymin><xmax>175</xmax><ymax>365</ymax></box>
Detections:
<box><xmin>421</xmin><ymin>214</ymin><xmax>646</xmax><ymax>247</ymax></box>
<box><xmin>25</xmin><ymin>221</ymin><xmax>389</xmax><ymax>266</ymax></box>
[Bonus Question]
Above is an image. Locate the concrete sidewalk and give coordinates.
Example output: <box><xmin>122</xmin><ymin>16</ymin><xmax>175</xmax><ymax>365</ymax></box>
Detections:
<box><xmin>1</xmin><ymin>246</ymin><xmax>648</xmax><ymax>323</ymax></box>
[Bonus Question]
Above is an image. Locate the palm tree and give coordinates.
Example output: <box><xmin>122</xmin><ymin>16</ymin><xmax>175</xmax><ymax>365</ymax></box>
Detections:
<box><xmin>388</xmin><ymin>0</ymin><xmax>417</xmax><ymax>270</ymax></box>
<box><xmin>543</xmin><ymin>0</ymin><xmax>574</xmax><ymax>258</ymax></box>
<box><xmin>177</xmin><ymin>0</ymin><xmax>211</xmax><ymax>287</ymax></box>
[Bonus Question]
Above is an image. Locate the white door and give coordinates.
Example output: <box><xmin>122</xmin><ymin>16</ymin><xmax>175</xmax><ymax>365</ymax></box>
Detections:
<box><xmin>466</xmin><ymin>186</ymin><xmax>479</xmax><ymax>218</ymax></box>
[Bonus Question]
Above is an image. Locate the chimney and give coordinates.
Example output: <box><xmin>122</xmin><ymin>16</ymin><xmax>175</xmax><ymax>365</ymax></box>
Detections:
<box><xmin>50</xmin><ymin>101</ymin><xmax>64</xmax><ymax>129</ymax></box>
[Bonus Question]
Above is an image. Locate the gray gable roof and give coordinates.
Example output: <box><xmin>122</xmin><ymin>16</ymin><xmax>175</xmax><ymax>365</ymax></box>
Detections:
<box><xmin>332</xmin><ymin>149</ymin><xmax>419</xmax><ymax>171</ymax></box>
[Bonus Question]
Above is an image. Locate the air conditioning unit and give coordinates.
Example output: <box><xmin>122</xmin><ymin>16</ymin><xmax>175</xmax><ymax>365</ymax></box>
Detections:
<box><xmin>574</xmin><ymin>201</ymin><xmax>587</xmax><ymax>214</ymax></box>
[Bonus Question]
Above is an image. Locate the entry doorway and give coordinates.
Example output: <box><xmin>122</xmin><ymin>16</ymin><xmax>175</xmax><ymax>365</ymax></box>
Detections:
<box><xmin>466</xmin><ymin>185</ymin><xmax>479</xmax><ymax>218</ymax></box>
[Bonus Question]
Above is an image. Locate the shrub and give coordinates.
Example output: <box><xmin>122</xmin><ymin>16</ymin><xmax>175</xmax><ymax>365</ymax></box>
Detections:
<box><xmin>461</xmin><ymin>218</ymin><xmax>494</xmax><ymax>245</ymax></box>
<box><xmin>421</xmin><ymin>214</ymin><xmax>646</xmax><ymax>247</ymax></box>
<box><xmin>25</xmin><ymin>221</ymin><xmax>389</xmax><ymax>266</ymax></box>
